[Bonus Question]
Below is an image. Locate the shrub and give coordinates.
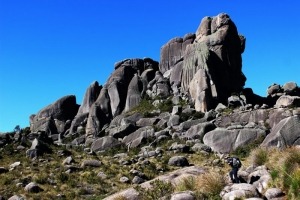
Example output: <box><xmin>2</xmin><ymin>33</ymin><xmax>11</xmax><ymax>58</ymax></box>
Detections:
<box><xmin>127</xmin><ymin>99</ymin><xmax>155</xmax><ymax>116</ymax></box>
<box><xmin>233</xmin><ymin>137</ymin><xmax>265</xmax><ymax>159</ymax></box>
<box><xmin>288</xmin><ymin>168</ymin><xmax>300</xmax><ymax>200</ymax></box>
<box><xmin>282</xmin><ymin>149</ymin><xmax>300</xmax><ymax>199</ymax></box>
<box><xmin>196</xmin><ymin>170</ymin><xmax>226</xmax><ymax>198</ymax></box>
<box><xmin>174</xmin><ymin>176</ymin><xmax>196</xmax><ymax>192</ymax></box>
<box><xmin>136</xmin><ymin>180</ymin><xmax>174</xmax><ymax>200</ymax></box>
<box><xmin>157</xmin><ymin>98</ymin><xmax>173</xmax><ymax>112</ymax></box>
<box><xmin>250</xmin><ymin>147</ymin><xmax>268</xmax><ymax>166</ymax></box>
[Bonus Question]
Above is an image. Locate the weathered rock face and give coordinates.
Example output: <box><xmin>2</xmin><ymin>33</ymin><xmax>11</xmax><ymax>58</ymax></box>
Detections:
<box><xmin>30</xmin><ymin>95</ymin><xmax>79</xmax><ymax>136</ymax></box>
<box><xmin>159</xmin><ymin>13</ymin><xmax>246</xmax><ymax>112</ymax></box>
<box><xmin>104</xmin><ymin>58</ymin><xmax>159</xmax><ymax>117</ymax></box>
<box><xmin>159</xmin><ymin>34</ymin><xmax>196</xmax><ymax>75</ymax></box>
<box><xmin>188</xmin><ymin>68</ymin><xmax>213</xmax><ymax>112</ymax></box>
<box><xmin>77</xmin><ymin>81</ymin><xmax>102</xmax><ymax>116</ymax></box>
<box><xmin>203</xmin><ymin>127</ymin><xmax>266</xmax><ymax>153</ymax></box>
<box><xmin>85</xmin><ymin>104</ymin><xmax>109</xmax><ymax>138</ymax></box>
<box><xmin>32</xmin><ymin>95</ymin><xmax>78</xmax><ymax>122</ymax></box>
<box><xmin>181</xmin><ymin>42</ymin><xmax>211</xmax><ymax>92</ymax></box>
<box><xmin>275</xmin><ymin>95</ymin><xmax>300</xmax><ymax>108</ymax></box>
<box><xmin>147</xmin><ymin>71</ymin><xmax>171</xmax><ymax>98</ymax></box>
<box><xmin>84</xmin><ymin>58</ymin><xmax>159</xmax><ymax>137</ymax></box>
<box><xmin>91</xmin><ymin>136</ymin><xmax>122</xmax><ymax>152</ymax></box>
<box><xmin>124</xmin><ymin>74</ymin><xmax>143</xmax><ymax>112</ymax></box>
<box><xmin>261</xmin><ymin>115</ymin><xmax>300</xmax><ymax>148</ymax></box>
<box><xmin>69</xmin><ymin>81</ymin><xmax>101</xmax><ymax>135</ymax></box>
<box><xmin>188</xmin><ymin>13</ymin><xmax>246</xmax><ymax>107</ymax></box>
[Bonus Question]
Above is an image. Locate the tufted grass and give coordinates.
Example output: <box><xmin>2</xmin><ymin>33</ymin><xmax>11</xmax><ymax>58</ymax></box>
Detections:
<box><xmin>195</xmin><ymin>170</ymin><xmax>226</xmax><ymax>199</ymax></box>
<box><xmin>249</xmin><ymin>147</ymin><xmax>269</xmax><ymax>167</ymax></box>
<box><xmin>232</xmin><ymin>136</ymin><xmax>265</xmax><ymax>159</ymax></box>
<box><xmin>136</xmin><ymin>179</ymin><xmax>174</xmax><ymax>200</ymax></box>
<box><xmin>246</xmin><ymin>147</ymin><xmax>300</xmax><ymax>200</ymax></box>
<box><xmin>174</xmin><ymin>176</ymin><xmax>197</xmax><ymax>192</ymax></box>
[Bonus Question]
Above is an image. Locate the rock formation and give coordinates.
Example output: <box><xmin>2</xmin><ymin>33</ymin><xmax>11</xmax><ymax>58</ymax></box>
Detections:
<box><xmin>30</xmin><ymin>95</ymin><xmax>79</xmax><ymax>138</ymax></box>
<box><xmin>158</xmin><ymin>13</ymin><xmax>247</xmax><ymax>112</ymax></box>
<box><xmin>2</xmin><ymin>12</ymin><xmax>300</xmax><ymax>200</ymax></box>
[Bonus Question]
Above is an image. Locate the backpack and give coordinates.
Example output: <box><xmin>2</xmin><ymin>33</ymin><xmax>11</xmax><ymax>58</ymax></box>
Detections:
<box><xmin>232</xmin><ymin>157</ymin><xmax>242</xmax><ymax>168</ymax></box>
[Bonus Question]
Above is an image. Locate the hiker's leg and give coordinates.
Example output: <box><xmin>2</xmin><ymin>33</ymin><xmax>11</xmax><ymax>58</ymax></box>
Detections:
<box><xmin>229</xmin><ymin>170</ymin><xmax>234</xmax><ymax>183</ymax></box>
<box><xmin>233</xmin><ymin>168</ymin><xmax>239</xmax><ymax>183</ymax></box>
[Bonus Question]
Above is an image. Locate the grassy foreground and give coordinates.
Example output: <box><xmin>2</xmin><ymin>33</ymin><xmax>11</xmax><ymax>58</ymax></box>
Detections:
<box><xmin>1</xmin><ymin>137</ymin><xmax>300</xmax><ymax>199</ymax></box>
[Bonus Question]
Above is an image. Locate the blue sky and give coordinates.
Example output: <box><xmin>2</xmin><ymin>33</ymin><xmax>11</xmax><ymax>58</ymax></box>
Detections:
<box><xmin>1</xmin><ymin>0</ymin><xmax>300</xmax><ymax>132</ymax></box>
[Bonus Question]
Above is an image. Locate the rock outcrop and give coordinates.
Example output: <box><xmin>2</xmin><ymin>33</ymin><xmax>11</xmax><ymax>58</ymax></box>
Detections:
<box><xmin>159</xmin><ymin>13</ymin><xmax>246</xmax><ymax>112</ymax></box>
<box><xmin>261</xmin><ymin>115</ymin><xmax>300</xmax><ymax>148</ymax></box>
<box><xmin>30</xmin><ymin>95</ymin><xmax>79</xmax><ymax>138</ymax></box>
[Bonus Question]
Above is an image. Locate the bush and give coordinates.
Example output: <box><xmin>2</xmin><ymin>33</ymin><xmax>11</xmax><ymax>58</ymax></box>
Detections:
<box><xmin>175</xmin><ymin>177</ymin><xmax>196</xmax><ymax>192</ymax></box>
<box><xmin>126</xmin><ymin>98</ymin><xmax>155</xmax><ymax>116</ymax></box>
<box><xmin>282</xmin><ymin>150</ymin><xmax>300</xmax><ymax>199</ymax></box>
<box><xmin>196</xmin><ymin>170</ymin><xmax>226</xmax><ymax>199</ymax></box>
<box><xmin>288</xmin><ymin>169</ymin><xmax>300</xmax><ymax>200</ymax></box>
<box><xmin>250</xmin><ymin>147</ymin><xmax>268</xmax><ymax>166</ymax></box>
<box><xmin>157</xmin><ymin>98</ymin><xmax>173</xmax><ymax>113</ymax></box>
<box><xmin>233</xmin><ymin>136</ymin><xmax>265</xmax><ymax>159</ymax></box>
<box><xmin>136</xmin><ymin>180</ymin><xmax>174</xmax><ymax>200</ymax></box>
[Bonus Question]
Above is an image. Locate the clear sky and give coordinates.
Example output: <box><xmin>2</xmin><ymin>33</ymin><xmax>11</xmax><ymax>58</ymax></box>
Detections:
<box><xmin>1</xmin><ymin>0</ymin><xmax>300</xmax><ymax>132</ymax></box>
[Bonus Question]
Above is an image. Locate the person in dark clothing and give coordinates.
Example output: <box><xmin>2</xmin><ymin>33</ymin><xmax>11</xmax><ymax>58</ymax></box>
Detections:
<box><xmin>225</xmin><ymin>156</ymin><xmax>242</xmax><ymax>183</ymax></box>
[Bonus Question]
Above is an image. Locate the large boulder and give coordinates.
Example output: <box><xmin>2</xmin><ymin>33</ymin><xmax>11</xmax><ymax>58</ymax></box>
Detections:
<box><xmin>214</xmin><ymin>109</ymin><xmax>276</xmax><ymax>128</ymax></box>
<box><xmin>30</xmin><ymin>95</ymin><xmax>79</xmax><ymax>135</ymax></box>
<box><xmin>203</xmin><ymin>127</ymin><xmax>266</xmax><ymax>153</ymax></box>
<box><xmin>282</xmin><ymin>82</ymin><xmax>298</xmax><ymax>95</ymax></box>
<box><xmin>108</xmin><ymin>123</ymin><xmax>136</xmax><ymax>139</ymax></box>
<box><xmin>220</xmin><ymin>183</ymin><xmax>260</xmax><ymax>200</ymax></box>
<box><xmin>122</xmin><ymin>126</ymin><xmax>155</xmax><ymax>148</ymax></box>
<box><xmin>168</xmin><ymin>156</ymin><xmax>190</xmax><ymax>167</ymax></box>
<box><xmin>261</xmin><ymin>115</ymin><xmax>300</xmax><ymax>148</ymax></box>
<box><xmin>170</xmin><ymin>191</ymin><xmax>195</xmax><ymax>200</ymax></box>
<box><xmin>91</xmin><ymin>136</ymin><xmax>122</xmax><ymax>152</ymax></box>
<box><xmin>24</xmin><ymin>182</ymin><xmax>43</xmax><ymax>193</ymax></box>
<box><xmin>31</xmin><ymin>95</ymin><xmax>79</xmax><ymax>122</ymax></box>
<box><xmin>183</xmin><ymin>122</ymin><xmax>216</xmax><ymax>141</ymax></box>
<box><xmin>103</xmin><ymin>188</ymin><xmax>140</xmax><ymax>200</ymax></box>
<box><xmin>275</xmin><ymin>95</ymin><xmax>300</xmax><ymax>108</ymax></box>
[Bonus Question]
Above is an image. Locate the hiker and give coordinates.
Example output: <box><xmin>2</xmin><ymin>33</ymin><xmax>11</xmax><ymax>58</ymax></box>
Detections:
<box><xmin>225</xmin><ymin>156</ymin><xmax>242</xmax><ymax>183</ymax></box>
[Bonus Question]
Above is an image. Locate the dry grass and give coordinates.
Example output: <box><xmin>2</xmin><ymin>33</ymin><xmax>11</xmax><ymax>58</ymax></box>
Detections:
<box><xmin>247</xmin><ymin>147</ymin><xmax>300</xmax><ymax>200</ymax></box>
<box><xmin>195</xmin><ymin>169</ymin><xmax>226</xmax><ymax>198</ymax></box>
<box><xmin>174</xmin><ymin>176</ymin><xmax>196</xmax><ymax>192</ymax></box>
<box><xmin>249</xmin><ymin>147</ymin><xmax>269</xmax><ymax>167</ymax></box>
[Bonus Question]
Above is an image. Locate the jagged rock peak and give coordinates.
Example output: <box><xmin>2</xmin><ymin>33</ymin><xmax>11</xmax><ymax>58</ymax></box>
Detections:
<box><xmin>159</xmin><ymin>13</ymin><xmax>246</xmax><ymax>112</ymax></box>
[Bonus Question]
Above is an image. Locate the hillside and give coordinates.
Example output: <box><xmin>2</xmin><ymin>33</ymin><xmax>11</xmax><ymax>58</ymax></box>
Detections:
<box><xmin>1</xmin><ymin>13</ymin><xmax>300</xmax><ymax>200</ymax></box>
